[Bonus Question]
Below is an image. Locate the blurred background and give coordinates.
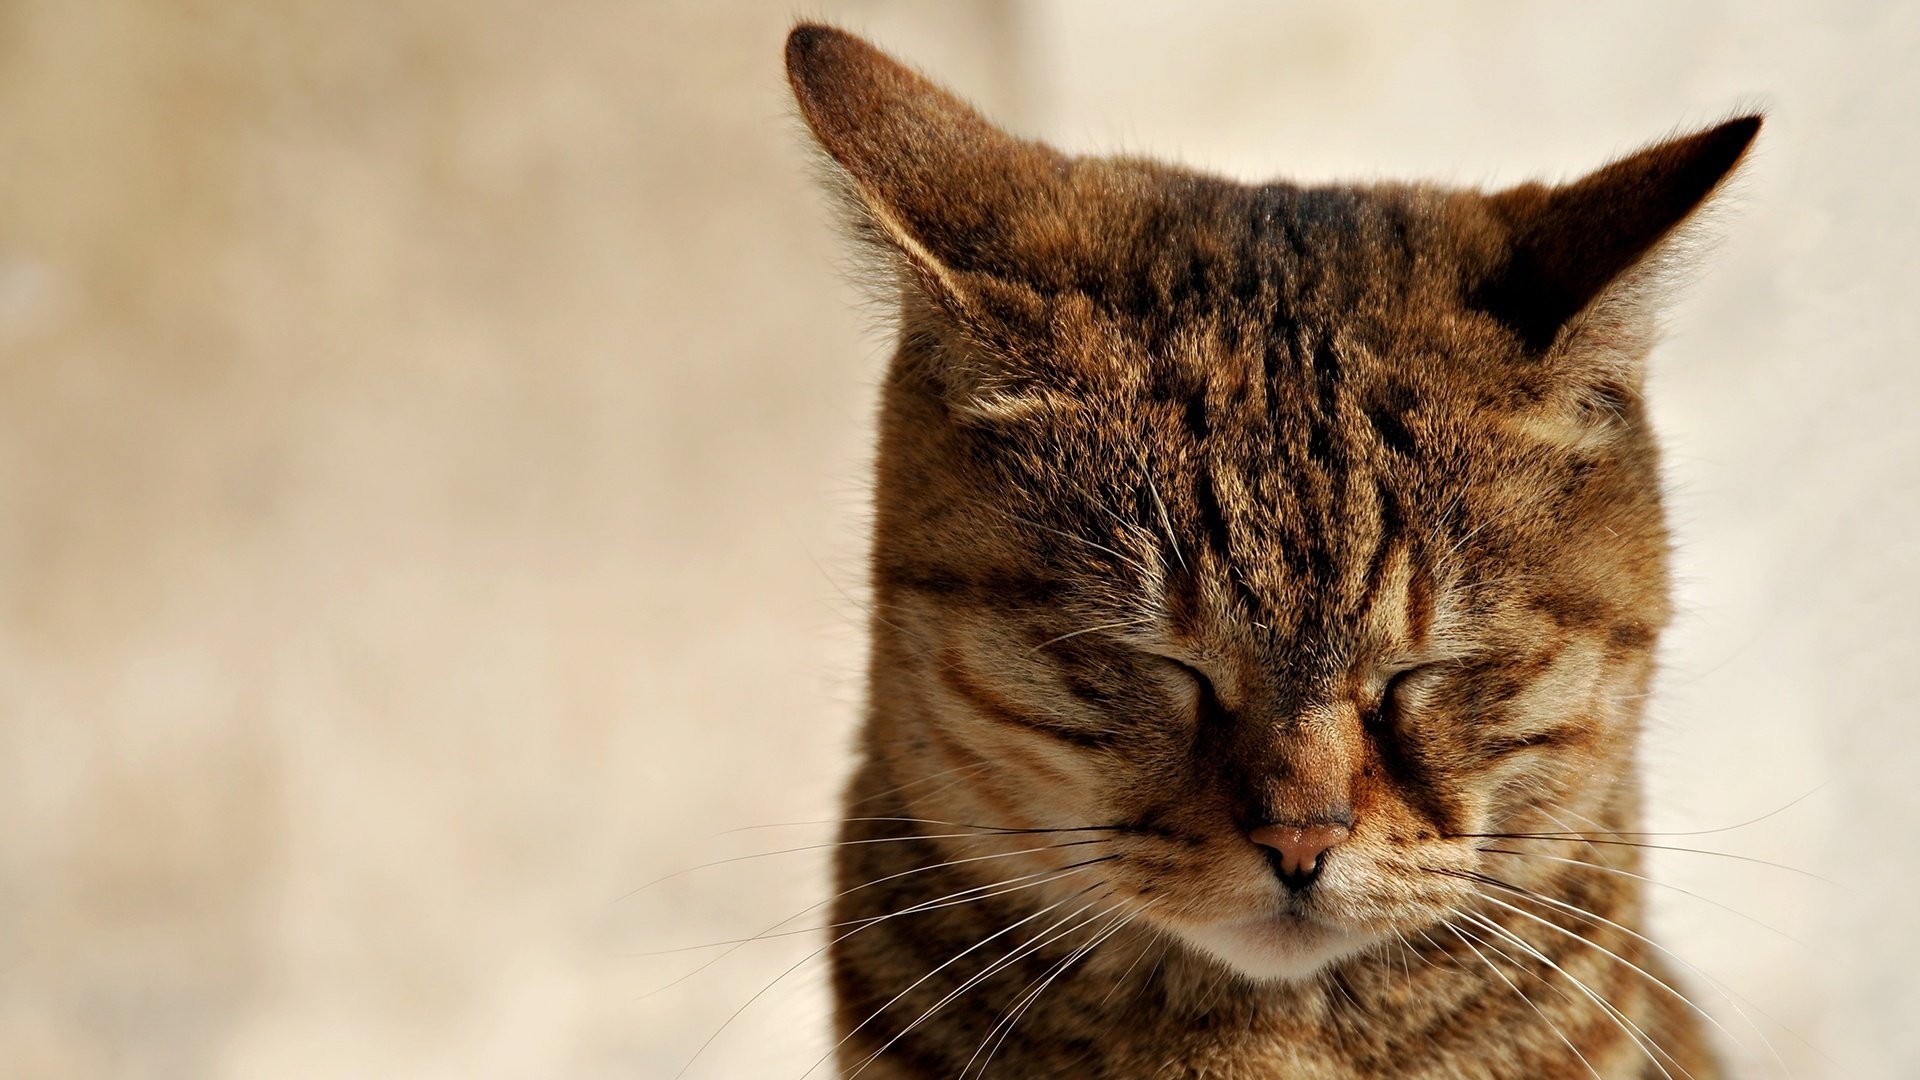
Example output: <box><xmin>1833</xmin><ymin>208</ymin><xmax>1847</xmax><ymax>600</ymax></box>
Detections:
<box><xmin>0</xmin><ymin>1</ymin><xmax>1912</xmax><ymax>1076</ymax></box>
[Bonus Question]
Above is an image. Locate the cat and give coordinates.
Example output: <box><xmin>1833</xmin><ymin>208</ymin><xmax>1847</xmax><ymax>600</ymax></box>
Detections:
<box><xmin>785</xmin><ymin>21</ymin><xmax>1757</xmax><ymax>1079</ymax></box>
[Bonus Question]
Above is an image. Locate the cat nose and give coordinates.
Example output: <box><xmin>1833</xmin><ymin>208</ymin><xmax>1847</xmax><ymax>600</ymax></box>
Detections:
<box><xmin>1249</xmin><ymin>819</ymin><xmax>1351</xmax><ymax>891</ymax></box>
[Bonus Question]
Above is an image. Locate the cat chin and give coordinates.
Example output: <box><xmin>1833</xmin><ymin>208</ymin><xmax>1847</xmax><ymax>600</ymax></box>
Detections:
<box><xmin>1177</xmin><ymin>914</ymin><xmax>1373</xmax><ymax>983</ymax></box>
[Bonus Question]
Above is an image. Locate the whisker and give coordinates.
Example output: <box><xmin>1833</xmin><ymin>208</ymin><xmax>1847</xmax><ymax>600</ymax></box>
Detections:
<box><xmin>1452</xmin><ymin>866</ymin><xmax>1806</xmax><ymax>1077</ymax></box>
<box><xmin>1452</xmin><ymin>833</ymin><xmax>1827</xmax><ymax>883</ymax></box>
<box><xmin>1070</xmin><ymin>929</ymin><xmax>1175</xmax><ymax>1075</ymax></box>
<box><xmin>967</xmin><ymin>900</ymin><xmax>1151</xmax><ymax>1078</ymax></box>
<box><xmin>1444</xmin><ymin>922</ymin><xmax>1603</xmax><ymax>1080</ymax></box>
<box><xmin>1446</xmin><ymin>872</ymin><xmax>1756</xmax><ymax>1073</ymax></box>
<box><xmin>800</xmin><ymin>543</ymin><xmax>934</xmax><ymax>652</ymax></box>
<box><xmin>1194</xmin><ymin>959</ymin><xmax>1235</xmax><ymax>1019</ymax></box>
<box><xmin>624</xmin><ymin>828</ymin><xmax>1125</xmax><ymax>901</ymax></box>
<box><xmin>842</xmin><ymin>891</ymin><xmax>1117</xmax><ymax>1080</ymax></box>
<box><xmin>680</xmin><ymin>858</ymin><xmax>1121</xmax><ymax>1079</ymax></box>
<box><xmin>907</xmin><ymin>769</ymin><xmax>1000</xmax><ymax>808</ymax></box>
<box><xmin>991</xmin><ymin>509</ymin><xmax>1153</xmax><ymax>579</ymax></box>
<box><xmin>848</xmin><ymin>760</ymin><xmax>998</xmax><ymax>809</ymax></box>
<box><xmin>801</xmin><ymin>883</ymin><xmax>1106</xmax><ymax>1079</ymax></box>
<box><xmin>1099</xmin><ymin>922</ymin><xmax>1165</xmax><ymax>1007</ymax></box>
<box><xmin>749</xmin><ymin>766</ymin><xmax>992</xmax><ymax>822</ymax></box>
<box><xmin>1142</xmin><ymin>467</ymin><xmax>1187</xmax><ymax>573</ymax></box>
<box><xmin>720</xmin><ymin>814</ymin><xmax>1126</xmax><ymax>838</ymax></box>
<box><xmin>1548</xmin><ymin>789</ymin><xmax>1827</xmax><ymax>840</ymax></box>
<box><xmin>1476</xmin><ymin>846</ymin><xmax>1811</xmax><ymax>949</ymax></box>
<box><xmin>966</xmin><ymin>908</ymin><xmax>1121</xmax><ymax>1077</ymax></box>
<box><xmin>1029</xmin><ymin>618</ymin><xmax>1157</xmax><ymax>654</ymax></box>
<box><xmin>1093</xmin><ymin>502</ymin><xmax>1164</xmax><ymax>573</ymax></box>
<box><xmin>1054</xmin><ymin>468</ymin><xmax>1171</xmax><ymax>580</ymax></box>
<box><xmin>1427</xmin><ymin>485</ymin><xmax>1471</xmax><ymax>560</ymax></box>
<box><xmin>1454</xmin><ymin>908</ymin><xmax>1685</xmax><ymax>1080</ymax></box>
<box><xmin>1445</xmin><ymin>502</ymin><xmax>1510</xmax><ymax>558</ymax></box>
<box><xmin>630</xmin><ymin>854</ymin><xmax>1118</xmax><ymax>957</ymax></box>
<box><xmin>1415</xmin><ymin>927</ymin><xmax>1463</xmax><ymax>974</ymax></box>
<box><xmin>1535</xmin><ymin>806</ymin><xmax>1622</xmax><ymax>873</ymax></box>
<box><xmin>1123</xmin><ymin>935</ymin><xmax>1173</xmax><ymax>1013</ymax></box>
<box><xmin>1387</xmin><ymin>929</ymin><xmax>1414</xmax><ymax>990</ymax></box>
<box><xmin>640</xmin><ymin>838</ymin><xmax>1120</xmax><ymax>1000</ymax></box>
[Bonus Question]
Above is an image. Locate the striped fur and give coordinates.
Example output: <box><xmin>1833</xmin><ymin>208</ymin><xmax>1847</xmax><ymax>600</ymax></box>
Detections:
<box><xmin>788</xmin><ymin>23</ymin><xmax>1757</xmax><ymax>1078</ymax></box>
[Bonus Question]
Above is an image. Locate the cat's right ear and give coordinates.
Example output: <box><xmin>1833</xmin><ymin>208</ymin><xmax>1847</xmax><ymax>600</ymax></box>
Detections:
<box><xmin>785</xmin><ymin>24</ymin><xmax>1060</xmax><ymax>322</ymax></box>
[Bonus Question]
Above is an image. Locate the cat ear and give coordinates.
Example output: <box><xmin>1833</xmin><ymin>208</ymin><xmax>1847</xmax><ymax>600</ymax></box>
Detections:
<box><xmin>1471</xmin><ymin>116</ymin><xmax>1762</xmax><ymax>355</ymax></box>
<box><xmin>784</xmin><ymin>23</ymin><xmax>1062</xmax><ymax>316</ymax></box>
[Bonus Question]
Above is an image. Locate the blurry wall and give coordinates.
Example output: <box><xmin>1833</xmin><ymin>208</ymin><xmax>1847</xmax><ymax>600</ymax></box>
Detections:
<box><xmin>0</xmin><ymin>1</ymin><xmax>1911</xmax><ymax>1077</ymax></box>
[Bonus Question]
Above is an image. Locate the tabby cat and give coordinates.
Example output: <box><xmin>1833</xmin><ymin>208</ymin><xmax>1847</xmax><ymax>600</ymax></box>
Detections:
<box><xmin>786</xmin><ymin>22</ymin><xmax>1758</xmax><ymax>1079</ymax></box>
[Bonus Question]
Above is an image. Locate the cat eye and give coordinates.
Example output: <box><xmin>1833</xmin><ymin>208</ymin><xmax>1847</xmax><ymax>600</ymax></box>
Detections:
<box><xmin>1369</xmin><ymin>665</ymin><xmax>1434</xmax><ymax>728</ymax></box>
<box><xmin>1157</xmin><ymin>655</ymin><xmax>1220</xmax><ymax>712</ymax></box>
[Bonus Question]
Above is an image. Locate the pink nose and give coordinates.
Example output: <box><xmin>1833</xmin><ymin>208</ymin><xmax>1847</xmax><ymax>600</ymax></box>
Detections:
<box><xmin>1249</xmin><ymin>822</ymin><xmax>1351</xmax><ymax>881</ymax></box>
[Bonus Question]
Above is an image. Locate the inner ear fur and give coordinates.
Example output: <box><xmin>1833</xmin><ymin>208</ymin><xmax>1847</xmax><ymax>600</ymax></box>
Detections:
<box><xmin>784</xmin><ymin>23</ymin><xmax>1066</xmax><ymax>314</ymax></box>
<box><xmin>1471</xmin><ymin>116</ymin><xmax>1762</xmax><ymax>356</ymax></box>
<box><xmin>1470</xmin><ymin>116</ymin><xmax>1760</xmax><ymax>438</ymax></box>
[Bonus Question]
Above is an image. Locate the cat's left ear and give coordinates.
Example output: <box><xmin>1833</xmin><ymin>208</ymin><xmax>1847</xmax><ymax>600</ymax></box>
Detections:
<box><xmin>1471</xmin><ymin>115</ymin><xmax>1762</xmax><ymax>358</ymax></box>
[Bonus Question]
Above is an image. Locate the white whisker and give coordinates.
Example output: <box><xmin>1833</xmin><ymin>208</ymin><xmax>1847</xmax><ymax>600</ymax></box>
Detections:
<box><xmin>1476</xmin><ymin>846</ymin><xmax>1810</xmax><ymax>949</ymax></box>
<box><xmin>641</xmin><ymin>838</ymin><xmax>1117</xmax><ymax>1000</ymax></box>
<box><xmin>843</xmin><ymin>892</ymin><xmax>1117</xmax><ymax>1080</ymax></box>
<box><xmin>802</xmin><ymin>884</ymin><xmax>1102</xmax><ymax>1079</ymax></box>
<box><xmin>1457</xmin><ymin>909</ymin><xmax>1684</xmax><ymax>1080</ymax></box>
<box><xmin>1142</xmin><ymin>468</ymin><xmax>1187</xmax><ymax>572</ymax></box>
<box><xmin>1467</xmin><ymin>870</ymin><xmax>1800</xmax><ymax>1077</ymax></box>
<box><xmin>966</xmin><ymin>900</ymin><xmax>1150</xmax><ymax>1077</ymax></box>
<box><xmin>1470</xmin><ymin>887</ymin><xmax>1749</xmax><ymax>1072</ymax></box>
<box><xmin>1445</xmin><ymin>922</ymin><xmax>1603</xmax><ymax>1080</ymax></box>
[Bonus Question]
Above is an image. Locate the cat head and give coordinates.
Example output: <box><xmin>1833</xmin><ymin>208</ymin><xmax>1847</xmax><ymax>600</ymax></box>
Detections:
<box><xmin>789</xmin><ymin>24</ymin><xmax>1757</xmax><ymax>981</ymax></box>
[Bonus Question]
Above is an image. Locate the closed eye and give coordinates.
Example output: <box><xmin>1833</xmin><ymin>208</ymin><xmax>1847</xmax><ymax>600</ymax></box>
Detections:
<box><xmin>1159</xmin><ymin>645</ymin><xmax>1236</xmax><ymax>722</ymax></box>
<box><xmin>1166</xmin><ymin>656</ymin><xmax>1214</xmax><ymax>695</ymax></box>
<box><xmin>1370</xmin><ymin>664</ymin><xmax>1440</xmax><ymax>728</ymax></box>
<box><xmin>1156</xmin><ymin>655</ymin><xmax>1224</xmax><ymax>722</ymax></box>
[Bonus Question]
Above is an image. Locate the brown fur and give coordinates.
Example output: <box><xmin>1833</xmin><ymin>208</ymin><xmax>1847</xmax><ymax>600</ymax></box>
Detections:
<box><xmin>787</xmin><ymin>23</ymin><xmax>1757</xmax><ymax>1078</ymax></box>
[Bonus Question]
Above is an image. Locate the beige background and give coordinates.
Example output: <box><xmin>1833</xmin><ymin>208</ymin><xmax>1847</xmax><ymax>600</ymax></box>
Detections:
<box><xmin>0</xmin><ymin>1</ymin><xmax>1912</xmax><ymax>1077</ymax></box>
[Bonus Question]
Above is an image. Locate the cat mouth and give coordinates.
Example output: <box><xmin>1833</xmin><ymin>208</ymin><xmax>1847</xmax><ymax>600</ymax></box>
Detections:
<box><xmin>1177</xmin><ymin>908</ymin><xmax>1372</xmax><ymax>982</ymax></box>
<box><xmin>1234</xmin><ymin>908</ymin><xmax>1338</xmax><ymax>946</ymax></box>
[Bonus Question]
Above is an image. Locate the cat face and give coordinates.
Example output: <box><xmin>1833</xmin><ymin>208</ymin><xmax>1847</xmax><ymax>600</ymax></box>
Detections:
<box><xmin>790</xmin><ymin>25</ymin><xmax>1754</xmax><ymax>981</ymax></box>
